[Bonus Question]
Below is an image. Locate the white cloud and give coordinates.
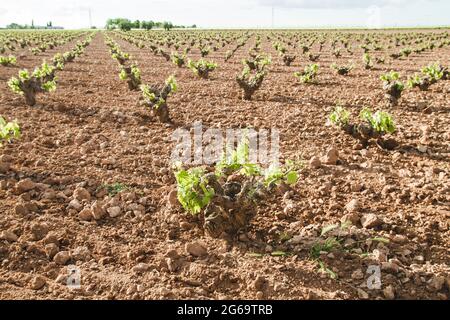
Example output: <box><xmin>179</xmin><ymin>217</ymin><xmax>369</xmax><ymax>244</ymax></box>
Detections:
<box><xmin>54</xmin><ymin>4</ymin><xmax>91</xmax><ymax>16</ymax></box>
<box><xmin>257</xmin><ymin>0</ymin><xmax>432</xmax><ymax>9</ymax></box>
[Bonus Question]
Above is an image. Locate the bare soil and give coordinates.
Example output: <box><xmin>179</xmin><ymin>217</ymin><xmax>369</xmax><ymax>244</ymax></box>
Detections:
<box><xmin>0</xmin><ymin>30</ymin><xmax>449</xmax><ymax>300</ymax></box>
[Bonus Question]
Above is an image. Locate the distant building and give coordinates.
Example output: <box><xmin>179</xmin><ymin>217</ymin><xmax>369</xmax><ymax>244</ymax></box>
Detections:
<box><xmin>33</xmin><ymin>26</ymin><xmax>64</xmax><ymax>30</ymax></box>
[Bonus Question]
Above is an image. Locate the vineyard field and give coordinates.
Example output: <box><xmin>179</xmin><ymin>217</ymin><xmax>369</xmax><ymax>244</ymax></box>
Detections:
<box><xmin>0</xmin><ymin>29</ymin><xmax>449</xmax><ymax>300</ymax></box>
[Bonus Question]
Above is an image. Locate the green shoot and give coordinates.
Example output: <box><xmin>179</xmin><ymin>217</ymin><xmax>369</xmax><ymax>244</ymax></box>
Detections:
<box><xmin>0</xmin><ymin>55</ymin><xmax>17</xmax><ymax>66</ymax></box>
<box><xmin>0</xmin><ymin>117</ymin><xmax>20</xmax><ymax>147</ymax></box>
<box><xmin>360</xmin><ymin>107</ymin><xmax>396</xmax><ymax>134</ymax></box>
<box><xmin>175</xmin><ymin>167</ymin><xmax>215</xmax><ymax>215</ymax></box>
<box><xmin>329</xmin><ymin>105</ymin><xmax>350</xmax><ymax>128</ymax></box>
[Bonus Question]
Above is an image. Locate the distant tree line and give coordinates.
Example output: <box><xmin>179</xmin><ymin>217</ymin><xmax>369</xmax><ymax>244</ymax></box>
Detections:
<box><xmin>6</xmin><ymin>23</ymin><xmax>31</xmax><ymax>29</ymax></box>
<box><xmin>105</xmin><ymin>18</ymin><xmax>196</xmax><ymax>31</ymax></box>
<box><xmin>5</xmin><ymin>21</ymin><xmax>60</xmax><ymax>29</ymax></box>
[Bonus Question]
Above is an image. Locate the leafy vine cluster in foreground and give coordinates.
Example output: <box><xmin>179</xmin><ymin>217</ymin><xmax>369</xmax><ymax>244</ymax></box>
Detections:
<box><xmin>174</xmin><ymin>137</ymin><xmax>301</xmax><ymax>238</ymax></box>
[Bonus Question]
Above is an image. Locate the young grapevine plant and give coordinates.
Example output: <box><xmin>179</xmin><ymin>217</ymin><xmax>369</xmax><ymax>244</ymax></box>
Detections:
<box><xmin>175</xmin><ymin>167</ymin><xmax>215</xmax><ymax>215</ymax></box>
<box><xmin>421</xmin><ymin>62</ymin><xmax>445</xmax><ymax>81</ymax></box>
<box><xmin>329</xmin><ymin>105</ymin><xmax>396</xmax><ymax>149</ymax></box>
<box><xmin>308</xmin><ymin>53</ymin><xmax>320</xmax><ymax>62</ymax></box>
<box><xmin>359</xmin><ymin>107</ymin><xmax>396</xmax><ymax>135</ymax></box>
<box><xmin>408</xmin><ymin>62</ymin><xmax>448</xmax><ymax>91</ymax></box>
<box><xmin>140</xmin><ymin>75</ymin><xmax>177</xmax><ymax>123</ymax></box>
<box><xmin>242</xmin><ymin>54</ymin><xmax>271</xmax><ymax>71</ymax></box>
<box><xmin>8</xmin><ymin>62</ymin><xmax>57</xmax><ymax>106</ymax></box>
<box><xmin>381</xmin><ymin>71</ymin><xmax>404</xmax><ymax>106</ymax></box>
<box><xmin>0</xmin><ymin>117</ymin><xmax>20</xmax><ymax>147</ymax></box>
<box><xmin>187</xmin><ymin>59</ymin><xmax>218</xmax><ymax>79</ymax></box>
<box><xmin>294</xmin><ymin>64</ymin><xmax>319</xmax><ymax>84</ymax></box>
<box><xmin>329</xmin><ymin>105</ymin><xmax>350</xmax><ymax>127</ymax></box>
<box><xmin>52</xmin><ymin>53</ymin><xmax>65</xmax><ymax>70</ymax></box>
<box><xmin>200</xmin><ymin>46</ymin><xmax>210</xmax><ymax>58</ymax></box>
<box><xmin>111</xmin><ymin>49</ymin><xmax>130</xmax><ymax>65</ymax></box>
<box><xmin>119</xmin><ymin>63</ymin><xmax>142</xmax><ymax>90</ymax></box>
<box><xmin>171</xmin><ymin>52</ymin><xmax>186</xmax><ymax>68</ymax></box>
<box><xmin>362</xmin><ymin>53</ymin><xmax>373</xmax><ymax>70</ymax></box>
<box><xmin>331</xmin><ymin>63</ymin><xmax>353</xmax><ymax>75</ymax></box>
<box><xmin>0</xmin><ymin>55</ymin><xmax>17</xmax><ymax>67</ymax></box>
<box><xmin>281</xmin><ymin>53</ymin><xmax>296</xmax><ymax>66</ymax></box>
<box><xmin>236</xmin><ymin>54</ymin><xmax>271</xmax><ymax>100</ymax></box>
<box><xmin>174</xmin><ymin>137</ymin><xmax>300</xmax><ymax>238</ymax></box>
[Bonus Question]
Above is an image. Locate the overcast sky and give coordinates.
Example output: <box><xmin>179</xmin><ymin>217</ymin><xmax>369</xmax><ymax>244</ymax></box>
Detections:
<box><xmin>0</xmin><ymin>0</ymin><xmax>449</xmax><ymax>29</ymax></box>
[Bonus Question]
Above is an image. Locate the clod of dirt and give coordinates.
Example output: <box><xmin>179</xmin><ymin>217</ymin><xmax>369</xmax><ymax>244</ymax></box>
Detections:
<box><xmin>68</xmin><ymin>199</ymin><xmax>83</xmax><ymax>211</ymax></box>
<box><xmin>383</xmin><ymin>285</ymin><xmax>396</xmax><ymax>300</ymax></box>
<box><xmin>185</xmin><ymin>242</ymin><xmax>208</xmax><ymax>257</ymax></box>
<box><xmin>381</xmin><ymin>261</ymin><xmax>401</xmax><ymax>273</ymax></box>
<box><xmin>45</xmin><ymin>243</ymin><xmax>59</xmax><ymax>259</ymax></box>
<box><xmin>0</xmin><ymin>155</ymin><xmax>13</xmax><ymax>163</ymax></box>
<box><xmin>73</xmin><ymin>187</ymin><xmax>91</xmax><ymax>201</ymax></box>
<box><xmin>167</xmin><ymin>189</ymin><xmax>179</xmax><ymax>207</ymax></box>
<box><xmin>342</xmin><ymin>212</ymin><xmax>360</xmax><ymax>225</ymax></box>
<box><xmin>132</xmin><ymin>263</ymin><xmax>151</xmax><ymax>273</ymax></box>
<box><xmin>252</xmin><ymin>276</ymin><xmax>269</xmax><ymax>292</ymax></box>
<box><xmin>53</xmin><ymin>251</ymin><xmax>71</xmax><ymax>265</ymax></box>
<box><xmin>373</xmin><ymin>249</ymin><xmax>388</xmax><ymax>263</ymax></box>
<box><xmin>0</xmin><ymin>161</ymin><xmax>11</xmax><ymax>173</ymax></box>
<box><xmin>351</xmin><ymin>269</ymin><xmax>364</xmax><ymax>280</ymax></box>
<box><xmin>350</xmin><ymin>183</ymin><xmax>364</xmax><ymax>192</ymax></box>
<box><xmin>320</xmin><ymin>148</ymin><xmax>339</xmax><ymax>165</ymax></box>
<box><xmin>429</xmin><ymin>275</ymin><xmax>446</xmax><ymax>291</ymax></box>
<box><xmin>79</xmin><ymin>208</ymin><xmax>93</xmax><ymax>221</ymax></box>
<box><xmin>30</xmin><ymin>222</ymin><xmax>50</xmax><ymax>241</ymax></box>
<box><xmin>309</xmin><ymin>156</ymin><xmax>322</xmax><ymax>169</ymax></box>
<box><xmin>360</xmin><ymin>214</ymin><xmax>383</xmax><ymax>229</ymax></box>
<box><xmin>345</xmin><ymin>199</ymin><xmax>360</xmax><ymax>213</ymax></box>
<box><xmin>31</xmin><ymin>276</ymin><xmax>47</xmax><ymax>290</ymax></box>
<box><xmin>107</xmin><ymin>206</ymin><xmax>122</xmax><ymax>218</ymax></box>
<box><xmin>91</xmin><ymin>201</ymin><xmax>105</xmax><ymax>220</ymax></box>
<box><xmin>16</xmin><ymin>179</ymin><xmax>36</xmax><ymax>194</ymax></box>
<box><xmin>72</xmin><ymin>246</ymin><xmax>91</xmax><ymax>261</ymax></box>
<box><xmin>14</xmin><ymin>204</ymin><xmax>29</xmax><ymax>215</ymax></box>
<box><xmin>0</xmin><ymin>230</ymin><xmax>18</xmax><ymax>242</ymax></box>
